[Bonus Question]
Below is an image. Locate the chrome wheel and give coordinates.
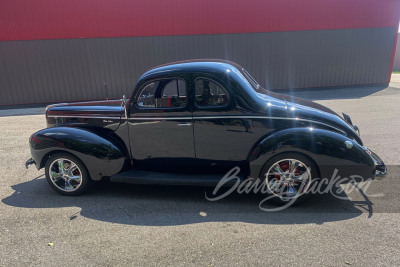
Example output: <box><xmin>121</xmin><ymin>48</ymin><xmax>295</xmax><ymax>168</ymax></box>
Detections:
<box><xmin>48</xmin><ymin>158</ymin><xmax>83</xmax><ymax>192</ymax></box>
<box><xmin>266</xmin><ymin>158</ymin><xmax>312</xmax><ymax>200</ymax></box>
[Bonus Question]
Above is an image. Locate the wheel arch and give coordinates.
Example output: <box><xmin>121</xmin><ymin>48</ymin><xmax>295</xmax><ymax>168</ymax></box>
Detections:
<box><xmin>248</xmin><ymin>127</ymin><xmax>375</xmax><ymax>180</ymax></box>
<box><xmin>257</xmin><ymin>150</ymin><xmax>321</xmax><ymax>180</ymax></box>
<box><xmin>39</xmin><ymin>150</ymin><xmax>77</xmax><ymax>169</ymax></box>
<box><xmin>29</xmin><ymin>127</ymin><xmax>129</xmax><ymax>181</ymax></box>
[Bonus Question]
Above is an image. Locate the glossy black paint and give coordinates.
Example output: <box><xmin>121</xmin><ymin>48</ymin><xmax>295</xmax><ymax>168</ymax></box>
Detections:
<box><xmin>249</xmin><ymin>127</ymin><xmax>374</xmax><ymax>180</ymax></box>
<box><xmin>29</xmin><ymin>59</ymin><xmax>385</xmax><ymax>183</ymax></box>
<box><xmin>46</xmin><ymin>100</ymin><xmax>124</xmax><ymax>131</ymax></box>
<box><xmin>29</xmin><ymin>127</ymin><xmax>127</xmax><ymax>180</ymax></box>
<box><xmin>128</xmin><ymin>72</ymin><xmax>195</xmax><ymax>172</ymax></box>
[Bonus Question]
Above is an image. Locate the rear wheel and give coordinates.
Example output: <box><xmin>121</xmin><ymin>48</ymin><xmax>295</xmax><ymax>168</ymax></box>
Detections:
<box><xmin>261</xmin><ymin>153</ymin><xmax>318</xmax><ymax>205</ymax></box>
<box><xmin>45</xmin><ymin>153</ymin><xmax>91</xmax><ymax>196</ymax></box>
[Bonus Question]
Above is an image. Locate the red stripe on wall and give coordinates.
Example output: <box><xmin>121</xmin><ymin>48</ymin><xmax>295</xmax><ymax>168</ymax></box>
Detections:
<box><xmin>0</xmin><ymin>0</ymin><xmax>400</xmax><ymax>41</ymax></box>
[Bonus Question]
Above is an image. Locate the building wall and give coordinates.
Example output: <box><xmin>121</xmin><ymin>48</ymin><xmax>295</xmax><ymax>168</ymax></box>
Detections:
<box><xmin>392</xmin><ymin>34</ymin><xmax>400</xmax><ymax>71</ymax></box>
<box><xmin>1</xmin><ymin>0</ymin><xmax>399</xmax><ymax>105</ymax></box>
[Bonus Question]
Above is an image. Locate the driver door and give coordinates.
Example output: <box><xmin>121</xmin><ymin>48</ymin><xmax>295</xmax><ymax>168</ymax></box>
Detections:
<box><xmin>128</xmin><ymin>78</ymin><xmax>195</xmax><ymax>172</ymax></box>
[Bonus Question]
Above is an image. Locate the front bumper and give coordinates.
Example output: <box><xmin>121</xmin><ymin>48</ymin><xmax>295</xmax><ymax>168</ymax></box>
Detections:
<box><xmin>343</xmin><ymin>113</ymin><xmax>387</xmax><ymax>180</ymax></box>
<box><xmin>369</xmin><ymin>150</ymin><xmax>387</xmax><ymax>180</ymax></box>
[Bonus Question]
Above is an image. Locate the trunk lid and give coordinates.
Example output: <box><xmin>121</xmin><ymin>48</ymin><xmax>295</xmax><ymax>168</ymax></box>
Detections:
<box><xmin>46</xmin><ymin>99</ymin><xmax>124</xmax><ymax>131</ymax></box>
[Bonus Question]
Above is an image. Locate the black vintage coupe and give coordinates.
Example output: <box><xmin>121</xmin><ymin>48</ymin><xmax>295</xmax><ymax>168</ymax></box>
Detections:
<box><xmin>26</xmin><ymin>59</ymin><xmax>386</xmax><ymax>203</ymax></box>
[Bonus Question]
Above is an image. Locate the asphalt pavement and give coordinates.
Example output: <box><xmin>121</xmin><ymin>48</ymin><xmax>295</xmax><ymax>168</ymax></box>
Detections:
<box><xmin>1</xmin><ymin>79</ymin><xmax>400</xmax><ymax>266</ymax></box>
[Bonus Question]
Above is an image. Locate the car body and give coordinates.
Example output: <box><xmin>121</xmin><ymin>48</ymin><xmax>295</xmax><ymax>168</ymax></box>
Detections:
<box><xmin>27</xmin><ymin>59</ymin><xmax>387</xmax><ymax>200</ymax></box>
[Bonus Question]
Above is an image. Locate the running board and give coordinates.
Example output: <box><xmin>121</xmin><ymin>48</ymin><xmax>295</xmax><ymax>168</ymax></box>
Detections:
<box><xmin>110</xmin><ymin>170</ymin><xmax>243</xmax><ymax>187</ymax></box>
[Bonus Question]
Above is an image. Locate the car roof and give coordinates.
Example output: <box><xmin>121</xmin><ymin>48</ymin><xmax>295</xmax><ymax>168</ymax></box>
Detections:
<box><xmin>139</xmin><ymin>59</ymin><xmax>244</xmax><ymax>81</ymax></box>
<box><xmin>149</xmin><ymin>59</ymin><xmax>243</xmax><ymax>71</ymax></box>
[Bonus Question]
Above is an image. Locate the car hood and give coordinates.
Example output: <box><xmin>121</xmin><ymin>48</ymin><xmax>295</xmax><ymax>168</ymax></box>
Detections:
<box><xmin>267</xmin><ymin>91</ymin><xmax>339</xmax><ymax>116</ymax></box>
<box><xmin>256</xmin><ymin>90</ymin><xmax>362</xmax><ymax>144</ymax></box>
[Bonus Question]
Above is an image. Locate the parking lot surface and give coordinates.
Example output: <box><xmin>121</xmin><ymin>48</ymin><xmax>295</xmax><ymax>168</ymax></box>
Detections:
<box><xmin>1</xmin><ymin>82</ymin><xmax>400</xmax><ymax>266</ymax></box>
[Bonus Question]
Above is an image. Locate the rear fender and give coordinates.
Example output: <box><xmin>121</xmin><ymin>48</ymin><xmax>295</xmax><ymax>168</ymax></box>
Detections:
<box><xmin>249</xmin><ymin>128</ymin><xmax>375</xmax><ymax>181</ymax></box>
<box><xmin>29</xmin><ymin>127</ymin><xmax>128</xmax><ymax>180</ymax></box>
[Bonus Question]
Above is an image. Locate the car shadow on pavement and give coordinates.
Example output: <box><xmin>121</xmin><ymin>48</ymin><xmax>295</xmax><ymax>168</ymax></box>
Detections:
<box><xmin>2</xmin><ymin>174</ymin><xmax>379</xmax><ymax>226</ymax></box>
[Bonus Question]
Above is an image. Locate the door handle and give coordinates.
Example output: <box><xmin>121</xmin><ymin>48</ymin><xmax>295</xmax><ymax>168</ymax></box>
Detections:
<box><xmin>177</xmin><ymin>123</ymin><xmax>192</xmax><ymax>126</ymax></box>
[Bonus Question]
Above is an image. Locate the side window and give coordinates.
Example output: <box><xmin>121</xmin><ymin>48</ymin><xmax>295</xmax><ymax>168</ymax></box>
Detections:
<box><xmin>137</xmin><ymin>79</ymin><xmax>187</xmax><ymax>108</ymax></box>
<box><xmin>137</xmin><ymin>81</ymin><xmax>159</xmax><ymax>108</ymax></box>
<box><xmin>195</xmin><ymin>78</ymin><xmax>229</xmax><ymax>107</ymax></box>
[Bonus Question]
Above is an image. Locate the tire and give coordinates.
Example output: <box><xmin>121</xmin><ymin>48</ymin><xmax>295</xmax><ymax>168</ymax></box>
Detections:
<box><xmin>260</xmin><ymin>152</ymin><xmax>319</xmax><ymax>206</ymax></box>
<box><xmin>45</xmin><ymin>152</ymin><xmax>91</xmax><ymax>196</ymax></box>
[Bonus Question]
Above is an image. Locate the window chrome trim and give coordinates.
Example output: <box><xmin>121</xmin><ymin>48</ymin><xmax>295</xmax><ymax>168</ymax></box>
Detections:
<box><xmin>194</xmin><ymin>77</ymin><xmax>230</xmax><ymax>109</ymax></box>
<box><xmin>135</xmin><ymin>78</ymin><xmax>188</xmax><ymax>110</ymax></box>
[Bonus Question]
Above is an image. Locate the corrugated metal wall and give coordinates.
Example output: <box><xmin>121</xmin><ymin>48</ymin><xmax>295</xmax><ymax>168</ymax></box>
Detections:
<box><xmin>1</xmin><ymin>0</ymin><xmax>399</xmax><ymax>105</ymax></box>
<box><xmin>0</xmin><ymin>27</ymin><xmax>395</xmax><ymax>105</ymax></box>
<box><xmin>392</xmin><ymin>34</ymin><xmax>400</xmax><ymax>71</ymax></box>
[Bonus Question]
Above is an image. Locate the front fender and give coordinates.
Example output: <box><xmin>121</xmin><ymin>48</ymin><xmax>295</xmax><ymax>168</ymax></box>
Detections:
<box><xmin>29</xmin><ymin>127</ymin><xmax>128</xmax><ymax>180</ymax></box>
<box><xmin>249</xmin><ymin>128</ymin><xmax>375</xmax><ymax>181</ymax></box>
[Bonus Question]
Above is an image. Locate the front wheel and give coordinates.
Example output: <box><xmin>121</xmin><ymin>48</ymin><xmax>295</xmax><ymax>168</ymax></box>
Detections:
<box><xmin>45</xmin><ymin>153</ymin><xmax>91</xmax><ymax>196</ymax></box>
<box><xmin>261</xmin><ymin>153</ymin><xmax>318</xmax><ymax>205</ymax></box>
